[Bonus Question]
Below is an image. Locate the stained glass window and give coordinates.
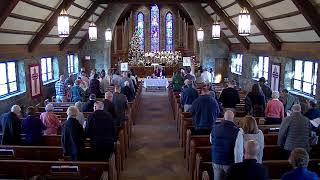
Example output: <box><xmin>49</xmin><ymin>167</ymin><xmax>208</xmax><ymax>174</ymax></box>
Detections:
<box><xmin>136</xmin><ymin>12</ymin><xmax>144</xmax><ymax>51</ymax></box>
<box><xmin>165</xmin><ymin>12</ymin><xmax>173</xmax><ymax>51</ymax></box>
<box><xmin>150</xmin><ymin>5</ymin><xmax>160</xmax><ymax>52</ymax></box>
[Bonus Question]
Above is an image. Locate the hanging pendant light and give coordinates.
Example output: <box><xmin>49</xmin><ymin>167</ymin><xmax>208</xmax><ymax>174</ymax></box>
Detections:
<box><xmin>238</xmin><ymin>7</ymin><xmax>251</xmax><ymax>36</ymax></box>
<box><xmin>105</xmin><ymin>28</ymin><xmax>112</xmax><ymax>42</ymax></box>
<box><xmin>88</xmin><ymin>15</ymin><xmax>97</xmax><ymax>41</ymax></box>
<box><xmin>57</xmin><ymin>8</ymin><xmax>69</xmax><ymax>37</ymax></box>
<box><xmin>212</xmin><ymin>16</ymin><xmax>220</xmax><ymax>39</ymax></box>
<box><xmin>197</xmin><ymin>27</ymin><xmax>204</xmax><ymax>42</ymax></box>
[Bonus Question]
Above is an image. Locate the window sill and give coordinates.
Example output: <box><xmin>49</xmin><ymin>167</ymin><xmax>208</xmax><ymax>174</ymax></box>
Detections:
<box><xmin>43</xmin><ymin>79</ymin><xmax>58</xmax><ymax>85</ymax></box>
<box><xmin>232</xmin><ymin>72</ymin><xmax>242</xmax><ymax>76</ymax></box>
<box><xmin>0</xmin><ymin>91</ymin><xmax>26</xmax><ymax>101</ymax></box>
<box><xmin>289</xmin><ymin>90</ymin><xmax>315</xmax><ymax>100</ymax></box>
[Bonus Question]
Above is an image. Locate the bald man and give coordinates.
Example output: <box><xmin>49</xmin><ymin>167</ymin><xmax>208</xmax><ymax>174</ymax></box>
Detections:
<box><xmin>103</xmin><ymin>91</ymin><xmax>117</xmax><ymax>118</ymax></box>
<box><xmin>1</xmin><ymin>105</ymin><xmax>22</xmax><ymax>145</ymax></box>
<box><xmin>278</xmin><ymin>104</ymin><xmax>311</xmax><ymax>156</ymax></box>
<box><xmin>225</xmin><ymin>140</ymin><xmax>268</xmax><ymax>180</ymax></box>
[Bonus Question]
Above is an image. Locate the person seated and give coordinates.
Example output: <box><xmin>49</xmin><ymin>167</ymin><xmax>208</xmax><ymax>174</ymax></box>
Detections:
<box><xmin>0</xmin><ymin>105</ymin><xmax>22</xmax><ymax>145</ymax></box>
<box><xmin>304</xmin><ymin>101</ymin><xmax>320</xmax><ymax>120</ymax></box>
<box><xmin>86</xmin><ymin>101</ymin><xmax>115</xmax><ymax>161</ymax></box>
<box><xmin>265</xmin><ymin>91</ymin><xmax>285</xmax><ymax>124</ymax></box>
<box><xmin>237</xmin><ymin>116</ymin><xmax>264</xmax><ymax>163</ymax></box>
<box><xmin>172</xmin><ymin>70</ymin><xmax>184</xmax><ymax>92</ymax></box>
<box><xmin>219</xmin><ymin>81</ymin><xmax>240</xmax><ymax>112</ymax></box>
<box><xmin>259</xmin><ymin>77</ymin><xmax>272</xmax><ymax>101</ymax></box>
<box><xmin>22</xmin><ymin>106</ymin><xmax>46</xmax><ymax>145</ymax></box>
<box><xmin>82</xmin><ymin>94</ymin><xmax>96</xmax><ymax>112</ymax></box>
<box><xmin>181</xmin><ymin>79</ymin><xmax>198</xmax><ymax>112</ymax></box>
<box><xmin>184</xmin><ymin>68</ymin><xmax>195</xmax><ymax>82</ymax></box>
<box><xmin>128</xmin><ymin>72</ymin><xmax>137</xmax><ymax>90</ymax></box>
<box><xmin>112</xmin><ymin>85</ymin><xmax>128</xmax><ymax>125</ymax></box>
<box><xmin>278</xmin><ymin>104</ymin><xmax>311</xmax><ymax>156</ymax></box>
<box><xmin>121</xmin><ymin>81</ymin><xmax>135</xmax><ymax>102</ymax></box>
<box><xmin>89</xmin><ymin>74</ymin><xmax>100</xmax><ymax>97</ymax></box>
<box><xmin>104</xmin><ymin>91</ymin><xmax>117</xmax><ymax>119</ymax></box>
<box><xmin>280</xmin><ymin>89</ymin><xmax>299</xmax><ymax>114</ymax></box>
<box><xmin>71</xmin><ymin>79</ymin><xmax>85</xmax><ymax>102</ymax></box>
<box><xmin>225</xmin><ymin>140</ymin><xmax>268</xmax><ymax>180</ymax></box>
<box><xmin>61</xmin><ymin>106</ymin><xmax>85</xmax><ymax>161</ymax></box>
<box><xmin>40</xmin><ymin>103</ymin><xmax>61</xmax><ymax>135</ymax></box>
<box><xmin>99</xmin><ymin>70</ymin><xmax>110</xmax><ymax>94</ymax></box>
<box><xmin>281</xmin><ymin>148</ymin><xmax>318</xmax><ymax>180</ymax></box>
<box><xmin>75</xmin><ymin>102</ymin><xmax>85</xmax><ymax>127</ymax></box>
<box><xmin>191</xmin><ymin>86</ymin><xmax>220</xmax><ymax>135</ymax></box>
<box><xmin>210</xmin><ymin>110</ymin><xmax>243</xmax><ymax>180</ymax></box>
<box><xmin>120</xmin><ymin>71</ymin><xmax>135</xmax><ymax>94</ymax></box>
<box><xmin>245</xmin><ymin>84</ymin><xmax>266</xmax><ymax>117</ymax></box>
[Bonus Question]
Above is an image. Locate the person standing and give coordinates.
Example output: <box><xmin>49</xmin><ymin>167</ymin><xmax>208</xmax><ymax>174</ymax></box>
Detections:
<box><xmin>191</xmin><ymin>86</ymin><xmax>220</xmax><ymax>134</ymax></box>
<box><xmin>245</xmin><ymin>84</ymin><xmax>266</xmax><ymax>117</ymax></box>
<box><xmin>219</xmin><ymin>81</ymin><xmax>240</xmax><ymax>112</ymax></box>
<box><xmin>121</xmin><ymin>81</ymin><xmax>135</xmax><ymax>102</ymax></box>
<box><xmin>304</xmin><ymin>101</ymin><xmax>320</xmax><ymax>120</ymax></box>
<box><xmin>181</xmin><ymin>80</ymin><xmax>198</xmax><ymax>112</ymax></box>
<box><xmin>265</xmin><ymin>91</ymin><xmax>285</xmax><ymax>124</ymax></box>
<box><xmin>103</xmin><ymin>92</ymin><xmax>117</xmax><ymax>119</ymax></box>
<box><xmin>70</xmin><ymin>79</ymin><xmax>85</xmax><ymax>102</ymax></box>
<box><xmin>280</xmin><ymin>89</ymin><xmax>299</xmax><ymax>113</ymax></box>
<box><xmin>201</xmin><ymin>68</ymin><xmax>212</xmax><ymax>83</ymax></box>
<box><xmin>86</xmin><ymin>101</ymin><xmax>115</xmax><ymax>161</ymax></box>
<box><xmin>55</xmin><ymin>75</ymin><xmax>66</xmax><ymax>102</ymax></box>
<box><xmin>172</xmin><ymin>70</ymin><xmax>184</xmax><ymax>92</ymax></box>
<box><xmin>210</xmin><ymin>110</ymin><xmax>243</xmax><ymax>180</ymax></box>
<box><xmin>225</xmin><ymin>140</ymin><xmax>268</xmax><ymax>180</ymax></box>
<box><xmin>113</xmin><ymin>85</ymin><xmax>128</xmax><ymax>125</ymax></box>
<box><xmin>89</xmin><ymin>74</ymin><xmax>101</xmax><ymax>97</ymax></box>
<box><xmin>1</xmin><ymin>105</ymin><xmax>22</xmax><ymax>145</ymax></box>
<box><xmin>82</xmin><ymin>94</ymin><xmax>96</xmax><ymax>112</ymax></box>
<box><xmin>22</xmin><ymin>106</ymin><xmax>46</xmax><ymax>145</ymax></box>
<box><xmin>40</xmin><ymin>103</ymin><xmax>61</xmax><ymax>135</ymax></box>
<box><xmin>278</xmin><ymin>104</ymin><xmax>311</xmax><ymax>156</ymax></box>
<box><xmin>259</xmin><ymin>77</ymin><xmax>272</xmax><ymax>101</ymax></box>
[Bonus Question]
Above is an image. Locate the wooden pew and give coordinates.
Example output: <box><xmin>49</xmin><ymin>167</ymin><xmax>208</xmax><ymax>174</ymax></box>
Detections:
<box><xmin>0</xmin><ymin>153</ymin><xmax>117</xmax><ymax>180</ymax></box>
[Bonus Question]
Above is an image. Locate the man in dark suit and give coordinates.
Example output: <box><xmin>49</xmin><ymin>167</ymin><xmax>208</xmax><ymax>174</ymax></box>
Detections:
<box><xmin>112</xmin><ymin>85</ymin><xmax>128</xmax><ymax>125</ymax></box>
<box><xmin>82</xmin><ymin>94</ymin><xmax>96</xmax><ymax>112</ymax></box>
<box><xmin>225</xmin><ymin>140</ymin><xmax>268</xmax><ymax>180</ymax></box>
<box><xmin>86</xmin><ymin>101</ymin><xmax>116</xmax><ymax>161</ymax></box>
<box><xmin>1</xmin><ymin>105</ymin><xmax>22</xmax><ymax>145</ymax></box>
<box><xmin>103</xmin><ymin>91</ymin><xmax>117</xmax><ymax>119</ymax></box>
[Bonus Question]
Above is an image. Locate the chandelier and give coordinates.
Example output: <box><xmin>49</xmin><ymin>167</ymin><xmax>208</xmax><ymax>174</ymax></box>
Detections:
<box><xmin>57</xmin><ymin>8</ymin><xmax>69</xmax><ymax>37</ymax></box>
<box><xmin>197</xmin><ymin>27</ymin><xmax>204</xmax><ymax>42</ymax></box>
<box><xmin>105</xmin><ymin>28</ymin><xmax>112</xmax><ymax>42</ymax></box>
<box><xmin>88</xmin><ymin>16</ymin><xmax>97</xmax><ymax>41</ymax></box>
<box><xmin>212</xmin><ymin>17</ymin><xmax>220</xmax><ymax>39</ymax></box>
<box><xmin>238</xmin><ymin>7</ymin><xmax>251</xmax><ymax>36</ymax></box>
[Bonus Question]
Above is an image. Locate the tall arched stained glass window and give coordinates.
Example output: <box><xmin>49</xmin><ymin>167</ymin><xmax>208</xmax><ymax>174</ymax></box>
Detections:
<box><xmin>165</xmin><ymin>12</ymin><xmax>173</xmax><ymax>51</ymax></box>
<box><xmin>150</xmin><ymin>5</ymin><xmax>160</xmax><ymax>52</ymax></box>
<box><xmin>136</xmin><ymin>12</ymin><xmax>144</xmax><ymax>51</ymax></box>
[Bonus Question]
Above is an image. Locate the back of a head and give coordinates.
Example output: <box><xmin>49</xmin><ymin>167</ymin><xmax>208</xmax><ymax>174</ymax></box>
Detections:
<box><xmin>93</xmin><ymin>74</ymin><xmax>98</xmax><ymax>79</ymax></box>
<box><xmin>271</xmin><ymin>91</ymin><xmax>280</xmax><ymax>99</ymax></box>
<box><xmin>94</xmin><ymin>101</ymin><xmax>104</xmax><ymax>111</ymax></box>
<box><xmin>292</xmin><ymin>104</ymin><xmax>301</xmax><ymax>113</ymax></box>
<box><xmin>282</xmin><ymin>89</ymin><xmax>289</xmax><ymax>94</ymax></box>
<box><xmin>245</xmin><ymin>140</ymin><xmax>260</xmax><ymax>158</ymax></box>
<box><xmin>75</xmin><ymin>79</ymin><xmax>81</xmax><ymax>86</ymax></box>
<box><xmin>45</xmin><ymin>103</ymin><xmax>54</xmax><ymax>112</ymax></box>
<box><xmin>89</xmin><ymin>93</ymin><xmax>96</xmax><ymax>101</ymax></box>
<box><xmin>11</xmin><ymin>105</ymin><xmax>21</xmax><ymax>114</ymax></box>
<box><xmin>259</xmin><ymin>77</ymin><xmax>266</xmax><ymax>84</ymax></box>
<box><xmin>224</xmin><ymin>110</ymin><xmax>235</xmax><ymax>122</ymax></box>
<box><xmin>201</xmin><ymin>85</ymin><xmax>209</xmax><ymax>95</ymax></box>
<box><xmin>67</xmin><ymin>106</ymin><xmax>78</xmax><ymax>118</ymax></box>
<box><xmin>105</xmin><ymin>91</ymin><xmax>113</xmax><ymax>100</ymax></box>
<box><xmin>309</xmin><ymin>101</ymin><xmax>317</xmax><ymax>109</ymax></box>
<box><xmin>242</xmin><ymin>116</ymin><xmax>259</xmax><ymax>134</ymax></box>
<box><xmin>26</xmin><ymin>106</ymin><xmax>35</xmax><ymax>116</ymax></box>
<box><xmin>289</xmin><ymin>148</ymin><xmax>309</xmax><ymax>168</ymax></box>
<box><xmin>251</xmin><ymin>84</ymin><xmax>261</xmax><ymax>95</ymax></box>
<box><xmin>124</xmin><ymin>81</ymin><xmax>130</xmax><ymax>87</ymax></box>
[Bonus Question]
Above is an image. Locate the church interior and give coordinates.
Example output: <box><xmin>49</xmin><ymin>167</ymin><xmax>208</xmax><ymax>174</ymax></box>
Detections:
<box><xmin>0</xmin><ymin>0</ymin><xmax>320</xmax><ymax>179</ymax></box>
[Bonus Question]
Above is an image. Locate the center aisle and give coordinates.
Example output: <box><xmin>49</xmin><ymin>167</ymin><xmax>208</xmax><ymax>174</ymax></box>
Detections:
<box><xmin>121</xmin><ymin>90</ymin><xmax>188</xmax><ymax>180</ymax></box>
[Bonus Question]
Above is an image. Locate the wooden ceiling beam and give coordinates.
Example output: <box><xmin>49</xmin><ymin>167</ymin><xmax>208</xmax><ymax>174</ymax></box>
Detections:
<box><xmin>207</xmin><ymin>1</ymin><xmax>249</xmax><ymax>49</ymax></box>
<box><xmin>0</xmin><ymin>0</ymin><xmax>20</xmax><ymax>27</ymax></box>
<box><xmin>98</xmin><ymin>0</ymin><xmax>208</xmax><ymax>3</ymax></box>
<box><xmin>60</xmin><ymin>1</ymin><xmax>100</xmax><ymax>51</ymax></box>
<box><xmin>253</xmin><ymin>0</ymin><xmax>285</xmax><ymax>10</ymax></box>
<box><xmin>28</xmin><ymin>0</ymin><xmax>75</xmax><ymax>52</ymax></box>
<box><xmin>237</xmin><ymin>0</ymin><xmax>281</xmax><ymax>50</ymax></box>
<box><xmin>291</xmin><ymin>0</ymin><xmax>320</xmax><ymax>37</ymax></box>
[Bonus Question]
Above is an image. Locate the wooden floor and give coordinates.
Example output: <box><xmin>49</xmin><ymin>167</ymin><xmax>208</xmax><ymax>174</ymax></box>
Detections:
<box><xmin>120</xmin><ymin>90</ymin><xmax>188</xmax><ymax>180</ymax></box>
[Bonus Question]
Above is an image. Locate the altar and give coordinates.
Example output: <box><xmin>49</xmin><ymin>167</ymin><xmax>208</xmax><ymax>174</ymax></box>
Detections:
<box><xmin>143</xmin><ymin>78</ymin><xmax>169</xmax><ymax>91</ymax></box>
<box><xmin>130</xmin><ymin>66</ymin><xmax>179</xmax><ymax>78</ymax></box>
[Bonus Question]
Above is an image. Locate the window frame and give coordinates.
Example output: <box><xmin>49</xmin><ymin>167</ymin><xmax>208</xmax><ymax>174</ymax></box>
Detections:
<box><xmin>41</xmin><ymin>57</ymin><xmax>54</xmax><ymax>83</ymax></box>
<box><xmin>67</xmin><ymin>54</ymin><xmax>77</xmax><ymax>75</ymax></box>
<box><xmin>252</xmin><ymin>56</ymin><xmax>269</xmax><ymax>80</ymax></box>
<box><xmin>165</xmin><ymin>12</ymin><xmax>173</xmax><ymax>51</ymax></box>
<box><xmin>0</xmin><ymin>61</ymin><xmax>19</xmax><ymax>98</ymax></box>
<box><xmin>230</xmin><ymin>54</ymin><xmax>243</xmax><ymax>75</ymax></box>
<box><xmin>292</xmin><ymin>60</ymin><xmax>318</xmax><ymax>97</ymax></box>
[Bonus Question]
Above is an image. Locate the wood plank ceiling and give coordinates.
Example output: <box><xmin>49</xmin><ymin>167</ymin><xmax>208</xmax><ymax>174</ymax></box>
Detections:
<box><xmin>0</xmin><ymin>0</ymin><xmax>319</xmax><ymax>52</ymax></box>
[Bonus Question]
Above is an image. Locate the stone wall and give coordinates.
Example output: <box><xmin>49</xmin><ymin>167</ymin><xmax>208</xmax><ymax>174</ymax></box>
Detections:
<box><xmin>80</xmin><ymin>4</ymin><xmax>128</xmax><ymax>71</ymax></box>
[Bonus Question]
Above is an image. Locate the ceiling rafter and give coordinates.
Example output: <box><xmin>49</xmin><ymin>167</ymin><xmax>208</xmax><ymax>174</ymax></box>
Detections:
<box><xmin>291</xmin><ymin>0</ymin><xmax>320</xmax><ymax>37</ymax></box>
<box><xmin>207</xmin><ymin>1</ymin><xmax>249</xmax><ymax>49</ymax></box>
<box><xmin>60</xmin><ymin>1</ymin><xmax>100</xmax><ymax>51</ymax></box>
<box><xmin>263</xmin><ymin>11</ymin><xmax>300</xmax><ymax>21</ymax></box>
<box><xmin>72</xmin><ymin>2</ymin><xmax>100</xmax><ymax>17</ymax></box>
<box><xmin>28</xmin><ymin>0</ymin><xmax>75</xmax><ymax>52</ymax></box>
<box><xmin>20</xmin><ymin>0</ymin><xmax>55</xmax><ymax>11</ymax></box>
<box><xmin>253</xmin><ymin>0</ymin><xmax>285</xmax><ymax>10</ymax></box>
<box><xmin>236</xmin><ymin>0</ymin><xmax>281</xmax><ymax>50</ymax></box>
<box><xmin>78</xmin><ymin>5</ymin><xmax>112</xmax><ymax>49</ymax></box>
<box><xmin>0</xmin><ymin>0</ymin><xmax>20</xmax><ymax>27</ymax></box>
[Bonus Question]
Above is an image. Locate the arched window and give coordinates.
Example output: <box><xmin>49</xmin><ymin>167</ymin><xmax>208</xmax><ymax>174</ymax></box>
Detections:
<box><xmin>165</xmin><ymin>12</ymin><xmax>173</xmax><ymax>51</ymax></box>
<box><xmin>136</xmin><ymin>12</ymin><xmax>144</xmax><ymax>51</ymax></box>
<box><xmin>150</xmin><ymin>5</ymin><xmax>160</xmax><ymax>52</ymax></box>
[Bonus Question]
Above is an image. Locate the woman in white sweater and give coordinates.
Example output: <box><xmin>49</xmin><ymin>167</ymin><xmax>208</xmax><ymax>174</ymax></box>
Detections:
<box><xmin>236</xmin><ymin>116</ymin><xmax>264</xmax><ymax>163</ymax></box>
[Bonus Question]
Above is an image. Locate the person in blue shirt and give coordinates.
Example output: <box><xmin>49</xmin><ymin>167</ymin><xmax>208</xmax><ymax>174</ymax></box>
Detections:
<box><xmin>181</xmin><ymin>80</ymin><xmax>198</xmax><ymax>112</ymax></box>
<box><xmin>190</xmin><ymin>85</ymin><xmax>220</xmax><ymax>135</ymax></box>
<box><xmin>305</xmin><ymin>101</ymin><xmax>320</xmax><ymax>120</ymax></box>
<box><xmin>22</xmin><ymin>106</ymin><xmax>46</xmax><ymax>145</ymax></box>
<box><xmin>281</xmin><ymin>148</ymin><xmax>318</xmax><ymax>180</ymax></box>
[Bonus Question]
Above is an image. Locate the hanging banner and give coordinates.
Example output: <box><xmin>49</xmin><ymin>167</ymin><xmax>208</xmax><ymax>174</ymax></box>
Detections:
<box><xmin>29</xmin><ymin>64</ymin><xmax>41</xmax><ymax>98</ymax></box>
<box><xmin>271</xmin><ymin>64</ymin><xmax>280</xmax><ymax>91</ymax></box>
